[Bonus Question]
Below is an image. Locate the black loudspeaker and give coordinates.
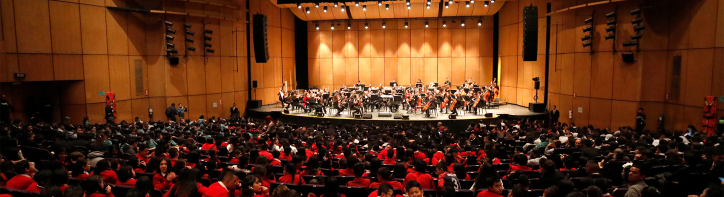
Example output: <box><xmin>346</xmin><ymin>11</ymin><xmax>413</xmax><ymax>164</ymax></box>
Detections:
<box><xmin>534</xmin><ymin>81</ymin><xmax>540</xmax><ymax>90</ymax></box>
<box><xmin>169</xmin><ymin>57</ymin><xmax>179</xmax><ymax>65</ymax></box>
<box><xmin>378</xmin><ymin>112</ymin><xmax>392</xmax><ymax>117</ymax></box>
<box><xmin>622</xmin><ymin>52</ymin><xmax>635</xmax><ymax>63</ymax></box>
<box><xmin>252</xmin><ymin>81</ymin><xmax>258</xmax><ymax>88</ymax></box>
<box><xmin>402</xmin><ymin>114</ymin><xmax>410</xmax><ymax>119</ymax></box>
<box><xmin>362</xmin><ymin>114</ymin><xmax>373</xmax><ymax>119</ymax></box>
<box><xmin>247</xmin><ymin>100</ymin><xmax>262</xmax><ymax>109</ymax></box>
<box><xmin>529</xmin><ymin>102</ymin><xmax>546</xmax><ymax>113</ymax></box>
<box><xmin>283</xmin><ymin>109</ymin><xmax>289</xmax><ymax>114</ymax></box>
<box><xmin>253</xmin><ymin>14</ymin><xmax>270</xmax><ymax>63</ymax></box>
<box><xmin>523</xmin><ymin>5</ymin><xmax>538</xmax><ymax>61</ymax></box>
<box><xmin>449</xmin><ymin>114</ymin><xmax>457</xmax><ymax>119</ymax></box>
<box><xmin>316</xmin><ymin>112</ymin><xmax>324</xmax><ymax>117</ymax></box>
<box><xmin>354</xmin><ymin>114</ymin><xmax>362</xmax><ymax>118</ymax></box>
<box><xmin>485</xmin><ymin>113</ymin><xmax>493</xmax><ymax>117</ymax></box>
<box><xmin>393</xmin><ymin>113</ymin><xmax>402</xmax><ymax>119</ymax></box>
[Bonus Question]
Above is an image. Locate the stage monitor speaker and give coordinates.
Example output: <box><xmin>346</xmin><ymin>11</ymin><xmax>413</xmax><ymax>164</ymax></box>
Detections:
<box><xmin>393</xmin><ymin>113</ymin><xmax>402</xmax><ymax>119</ymax></box>
<box><xmin>283</xmin><ymin>109</ymin><xmax>289</xmax><ymax>114</ymax></box>
<box><xmin>402</xmin><ymin>114</ymin><xmax>410</xmax><ymax>119</ymax></box>
<box><xmin>253</xmin><ymin>14</ymin><xmax>270</xmax><ymax>63</ymax></box>
<box><xmin>169</xmin><ymin>57</ymin><xmax>179</xmax><ymax>65</ymax></box>
<box><xmin>362</xmin><ymin>113</ymin><xmax>373</xmax><ymax>119</ymax></box>
<box><xmin>247</xmin><ymin>100</ymin><xmax>262</xmax><ymax>109</ymax></box>
<box><xmin>529</xmin><ymin>102</ymin><xmax>546</xmax><ymax>113</ymax></box>
<box><xmin>252</xmin><ymin>81</ymin><xmax>258</xmax><ymax>88</ymax></box>
<box><xmin>622</xmin><ymin>52</ymin><xmax>635</xmax><ymax>63</ymax></box>
<box><xmin>449</xmin><ymin>114</ymin><xmax>457</xmax><ymax>119</ymax></box>
<box><xmin>378</xmin><ymin>112</ymin><xmax>392</xmax><ymax>117</ymax></box>
<box><xmin>316</xmin><ymin>112</ymin><xmax>324</xmax><ymax>117</ymax></box>
<box><xmin>485</xmin><ymin>113</ymin><xmax>493</xmax><ymax>117</ymax></box>
<box><xmin>523</xmin><ymin>5</ymin><xmax>538</xmax><ymax>61</ymax></box>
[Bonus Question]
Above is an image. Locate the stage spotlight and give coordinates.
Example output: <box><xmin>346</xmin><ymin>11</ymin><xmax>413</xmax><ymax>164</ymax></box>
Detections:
<box><xmin>355</xmin><ymin>2</ymin><xmax>359</xmax><ymax>6</ymax></box>
<box><xmin>166</xmin><ymin>43</ymin><xmax>174</xmax><ymax>47</ymax></box>
<box><xmin>606</xmin><ymin>11</ymin><xmax>616</xmax><ymax>18</ymax></box>
<box><xmin>445</xmin><ymin>2</ymin><xmax>449</xmax><ymax>8</ymax></box>
<box><xmin>461</xmin><ymin>20</ymin><xmax>465</xmax><ymax>26</ymax></box>
<box><xmin>606</xmin><ymin>26</ymin><xmax>616</xmax><ymax>32</ymax></box>
<box><xmin>166</xmin><ymin>35</ymin><xmax>174</xmax><ymax>40</ymax></box>
<box><xmin>631</xmin><ymin>18</ymin><xmax>642</xmax><ymax>24</ymax></box>
<box><xmin>466</xmin><ymin>1</ymin><xmax>470</xmax><ymax>7</ymax></box>
<box><xmin>405</xmin><ymin>21</ymin><xmax>408</xmax><ymax>28</ymax></box>
<box><xmin>316</xmin><ymin>24</ymin><xmax>319</xmax><ymax>30</ymax></box>
<box><xmin>623</xmin><ymin>41</ymin><xmax>638</xmax><ymax>46</ymax></box>
<box><xmin>582</xmin><ymin>41</ymin><xmax>592</xmax><ymax>47</ymax></box>
<box><xmin>204</xmin><ymin>36</ymin><xmax>212</xmax><ymax>41</ymax></box>
<box><xmin>607</xmin><ymin>19</ymin><xmax>616</xmax><ymax>25</ymax></box>
<box><xmin>484</xmin><ymin>1</ymin><xmax>489</xmax><ymax>7</ymax></box>
<box><xmin>382</xmin><ymin>22</ymin><xmax>386</xmax><ymax>28</ymax></box>
<box><xmin>183</xmin><ymin>23</ymin><xmax>191</xmax><ymax>28</ymax></box>
<box><xmin>363</xmin><ymin>5</ymin><xmax>366</xmax><ymax>11</ymax></box>
<box><xmin>407</xmin><ymin>4</ymin><xmax>411</xmax><ymax>9</ymax></box>
<box><xmin>164</xmin><ymin>21</ymin><xmax>173</xmax><ymax>26</ymax></box>
<box><xmin>406</xmin><ymin>0</ymin><xmax>410</xmax><ymax>5</ymax></box>
<box><xmin>204</xmin><ymin>30</ymin><xmax>213</xmax><ymax>34</ymax></box>
<box><xmin>631</xmin><ymin>34</ymin><xmax>642</xmax><ymax>40</ymax></box>
<box><xmin>491</xmin><ymin>0</ymin><xmax>494</xmax><ymax>3</ymax></box>
<box><xmin>204</xmin><ymin>43</ymin><xmax>212</xmax><ymax>47</ymax></box>
<box><xmin>449</xmin><ymin>0</ymin><xmax>453</xmax><ymax>4</ymax></box>
<box><xmin>187</xmin><ymin>47</ymin><xmax>196</xmax><ymax>51</ymax></box>
<box><xmin>341</xmin><ymin>6</ymin><xmax>345</xmax><ymax>11</ymax></box>
<box><xmin>315</xmin><ymin>2</ymin><xmax>319</xmax><ymax>7</ymax></box>
<box><xmin>365</xmin><ymin>23</ymin><xmax>368</xmax><ymax>29</ymax></box>
<box><xmin>471</xmin><ymin>0</ymin><xmax>474</xmax><ymax>3</ymax></box>
<box><xmin>167</xmin><ymin>28</ymin><xmax>176</xmax><ymax>33</ymax></box>
<box><xmin>206</xmin><ymin>49</ymin><xmax>214</xmax><ymax>53</ymax></box>
<box><xmin>634</xmin><ymin>25</ymin><xmax>645</xmax><ymax>31</ymax></box>
<box><xmin>379</xmin><ymin>1</ymin><xmax>382</xmax><ymax>6</ymax></box>
<box><xmin>166</xmin><ymin>49</ymin><xmax>178</xmax><ymax>53</ymax></box>
<box><xmin>331</xmin><ymin>25</ymin><xmax>334</xmax><ymax>30</ymax></box>
<box><xmin>306</xmin><ymin>7</ymin><xmax>310</xmax><ymax>13</ymax></box>
<box><xmin>630</xmin><ymin>9</ymin><xmax>641</xmax><ymax>15</ymax></box>
<box><xmin>427</xmin><ymin>4</ymin><xmax>430</xmax><ymax>9</ymax></box>
<box><xmin>324</xmin><ymin>6</ymin><xmax>327</xmax><ymax>12</ymax></box>
<box><xmin>297</xmin><ymin>3</ymin><xmax>301</xmax><ymax>8</ymax></box>
<box><xmin>427</xmin><ymin>0</ymin><xmax>431</xmax><ymax>4</ymax></box>
<box><xmin>582</xmin><ymin>26</ymin><xmax>593</xmax><ymax>32</ymax></box>
<box><xmin>584</xmin><ymin>17</ymin><xmax>593</xmax><ymax>23</ymax></box>
<box><xmin>425</xmin><ymin>21</ymin><xmax>429</xmax><ymax>27</ymax></box>
<box><xmin>334</xmin><ymin>2</ymin><xmax>338</xmax><ymax>7</ymax></box>
<box><xmin>581</xmin><ymin>35</ymin><xmax>591</xmax><ymax>41</ymax></box>
<box><xmin>605</xmin><ymin>34</ymin><xmax>615</xmax><ymax>40</ymax></box>
<box><xmin>443</xmin><ymin>21</ymin><xmax>446</xmax><ymax>27</ymax></box>
<box><xmin>186</xmin><ymin>31</ymin><xmax>194</xmax><ymax>35</ymax></box>
<box><xmin>348</xmin><ymin>24</ymin><xmax>351</xmax><ymax>29</ymax></box>
<box><xmin>185</xmin><ymin>38</ymin><xmax>194</xmax><ymax>42</ymax></box>
<box><xmin>386</xmin><ymin>4</ymin><xmax>389</xmax><ymax>10</ymax></box>
<box><xmin>478</xmin><ymin>20</ymin><xmax>482</xmax><ymax>26</ymax></box>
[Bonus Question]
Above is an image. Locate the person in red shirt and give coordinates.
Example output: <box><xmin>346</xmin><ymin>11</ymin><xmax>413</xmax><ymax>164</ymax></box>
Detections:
<box><xmin>347</xmin><ymin>163</ymin><xmax>371</xmax><ymax>187</ymax></box>
<box><xmin>477</xmin><ymin>178</ymin><xmax>504</xmax><ymax>197</ymax></box>
<box><xmin>435</xmin><ymin>161</ymin><xmax>459</xmax><ymax>190</ymax></box>
<box><xmin>279</xmin><ymin>147</ymin><xmax>293</xmax><ymax>161</ymax></box>
<box><xmin>278</xmin><ymin>163</ymin><xmax>305</xmax><ymax>185</ymax></box>
<box><xmin>5</xmin><ymin>160</ymin><xmax>37</xmax><ymax>190</ymax></box>
<box><xmin>126</xmin><ymin>176</ymin><xmax>153</xmax><ymax>197</ymax></box>
<box><xmin>91</xmin><ymin>159</ymin><xmax>118</xmax><ymax>185</ymax></box>
<box><xmin>404</xmin><ymin>181</ymin><xmax>425</xmax><ymax>197</ymax></box>
<box><xmin>26</xmin><ymin>170</ymin><xmax>51</xmax><ymax>193</ymax></box>
<box><xmin>383</xmin><ymin>149</ymin><xmax>397</xmax><ymax>165</ymax></box>
<box><xmin>51</xmin><ymin>169</ymin><xmax>70</xmax><ymax>193</ymax></box>
<box><xmin>82</xmin><ymin>175</ymin><xmax>114</xmax><ymax>197</ymax></box>
<box><xmin>258</xmin><ymin>144</ymin><xmax>273</xmax><ymax>160</ymax></box>
<box><xmin>230</xmin><ymin>150</ymin><xmax>242</xmax><ymax>164</ymax></box>
<box><xmin>117</xmin><ymin>165</ymin><xmax>137</xmax><ymax>187</ymax></box>
<box><xmin>507</xmin><ymin>154</ymin><xmax>532</xmax><ymax>175</ymax></box>
<box><xmin>71</xmin><ymin>159</ymin><xmax>91</xmax><ymax>181</ymax></box>
<box><xmin>153</xmin><ymin>158</ymin><xmax>176</xmax><ymax>191</ymax></box>
<box><xmin>270</xmin><ymin>151</ymin><xmax>282</xmax><ymax>166</ymax></box>
<box><xmin>136</xmin><ymin>144</ymin><xmax>152</xmax><ymax>164</ymax></box>
<box><xmin>368</xmin><ymin>183</ymin><xmax>397</xmax><ymax>197</ymax></box>
<box><xmin>201</xmin><ymin>138</ymin><xmax>217</xmax><ymax>151</ymax></box>
<box><xmin>337</xmin><ymin>158</ymin><xmax>356</xmax><ymax>176</ymax></box>
<box><xmin>240</xmin><ymin>174</ymin><xmax>269</xmax><ymax>197</ymax></box>
<box><xmin>168</xmin><ymin>148</ymin><xmax>179</xmax><ymax>166</ymax></box>
<box><xmin>301</xmin><ymin>156</ymin><xmax>324</xmax><ymax>176</ymax></box>
<box><xmin>403</xmin><ymin>160</ymin><xmax>434</xmax><ymax>190</ymax></box>
<box><xmin>204</xmin><ymin>169</ymin><xmax>240</xmax><ymax>197</ymax></box>
<box><xmin>369</xmin><ymin>167</ymin><xmax>403</xmax><ymax>190</ymax></box>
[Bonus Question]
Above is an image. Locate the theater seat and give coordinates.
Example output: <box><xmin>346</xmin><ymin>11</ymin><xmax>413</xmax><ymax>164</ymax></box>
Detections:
<box><xmin>340</xmin><ymin>186</ymin><xmax>367</xmax><ymax>197</ymax></box>
<box><xmin>110</xmin><ymin>184</ymin><xmax>132</xmax><ymax>197</ymax></box>
<box><xmin>300</xmin><ymin>184</ymin><xmax>325</xmax><ymax>197</ymax></box>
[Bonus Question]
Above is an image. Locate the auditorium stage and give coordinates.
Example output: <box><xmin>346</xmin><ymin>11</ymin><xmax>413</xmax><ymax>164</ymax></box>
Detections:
<box><xmin>247</xmin><ymin>103</ymin><xmax>547</xmax><ymax>131</ymax></box>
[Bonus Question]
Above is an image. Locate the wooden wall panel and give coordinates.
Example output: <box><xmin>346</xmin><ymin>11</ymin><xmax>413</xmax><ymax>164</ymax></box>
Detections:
<box><xmin>371</xmin><ymin>58</ymin><xmax>385</xmax><ymax>86</ymax></box>
<box><xmin>438</xmin><ymin>28</ymin><xmax>452</xmax><ymax>57</ymax></box>
<box><xmin>451</xmin><ymin>58</ymin><xmax>466</xmax><ymax>85</ymax></box>
<box><xmin>206</xmin><ymin>57</ymin><xmax>222</xmax><ymax>94</ymax></box>
<box><xmin>49</xmin><ymin>1</ymin><xmax>82</xmax><ymax>54</ymax></box>
<box><xmin>384</xmin><ymin>58</ymin><xmax>398</xmax><ymax>83</ymax></box>
<box><xmin>423</xmin><ymin>58</ymin><xmax>437</xmax><ymax>84</ymax></box>
<box><xmin>14</xmin><ymin>0</ymin><xmax>52</xmax><ymax>54</ymax></box>
<box><xmin>320</xmin><ymin>58</ymin><xmax>334</xmax><ymax>86</ymax></box>
<box><xmin>588</xmin><ymin>98</ymin><xmax>612</xmax><ymax>128</ymax></box>
<box><xmin>83</xmin><ymin>55</ymin><xmax>110</xmax><ymax>103</ymax></box>
<box><xmin>684</xmin><ymin>49</ymin><xmax>714</xmax><ymax>106</ymax></box>
<box><xmin>573</xmin><ymin>53</ymin><xmax>591</xmax><ymax>97</ymax></box>
<box><xmin>465</xmin><ymin>28</ymin><xmax>480</xmax><ymax>57</ymax></box>
<box><xmin>309</xmin><ymin>31</ymin><xmax>320</xmax><ymax>58</ymax></box>
<box><xmin>437</xmin><ymin>58</ymin><xmax>451</xmax><ymax>83</ymax></box>
<box><xmin>465</xmin><ymin>57</ymin><xmax>480</xmax><ymax>83</ymax></box>
<box><xmin>344</xmin><ymin>30</ymin><xmax>359</xmax><ymax>58</ymax></box>
<box><xmin>167</xmin><ymin>57</ymin><xmax>189</xmax><ymax>97</ymax></box>
<box><xmin>397</xmin><ymin>29</ymin><xmax>411</xmax><ymax>57</ymax></box>
<box><xmin>332</xmin><ymin>30</ymin><xmax>346</xmax><ymax>58</ymax></box>
<box><xmin>371</xmin><ymin>30</ymin><xmax>385</xmax><ymax>57</ymax></box>
<box><xmin>384</xmin><ymin>30</ymin><xmax>398</xmax><ymax>57</ymax></box>
<box><xmin>451</xmin><ymin>28</ymin><xmax>466</xmax><ymax>57</ymax></box>
<box><xmin>50</xmin><ymin>55</ymin><xmax>85</xmax><ymax>82</ymax></box>
<box><xmin>358</xmin><ymin>58</ymin><xmax>372</xmax><ymax>85</ymax></box>
<box><xmin>572</xmin><ymin>97</ymin><xmax>590</xmax><ymax>126</ymax></box>
<box><xmin>346</xmin><ymin>58</ymin><xmax>359</xmax><ymax>85</ymax></box>
<box><xmin>688</xmin><ymin>0</ymin><xmax>718</xmax><ymax>49</ymax></box>
<box><xmin>187</xmin><ymin>95</ymin><xmax>206</xmax><ymax>120</ymax></box>
<box><xmin>410</xmin><ymin>29</ymin><xmax>425</xmax><ymax>57</ymax></box>
<box><xmin>2</xmin><ymin>0</ymin><xmax>17</xmax><ymax>53</ymax></box>
<box><xmin>18</xmin><ymin>54</ymin><xmax>53</xmax><ymax>81</ymax></box>
<box><xmin>423</xmin><ymin>29</ymin><xmax>437</xmax><ymax>57</ymax></box>
<box><xmin>80</xmin><ymin>5</ymin><xmax>108</xmax><ymax>54</ymax></box>
<box><xmin>106</xmin><ymin>10</ymin><xmax>128</xmax><ymax>55</ymax></box>
<box><xmin>108</xmin><ymin>55</ymin><xmax>131</xmax><ymax>101</ymax></box>
<box><xmin>713</xmin><ymin>49</ymin><xmax>724</xmax><ymax>99</ymax></box>
<box><xmin>410</xmin><ymin>58</ymin><xmax>425</xmax><ymax>83</ymax></box>
<box><xmin>359</xmin><ymin>30</ymin><xmax>372</xmax><ymax>57</ymax></box>
<box><xmin>397</xmin><ymin>58</ymin><xmax>411</xmax><ymax>85</ymax></box>
<box><xmin>333</xmin><ymin>58</ymin><xmax>346</xmax><ymax>86</ymax></box>
<box><xmin>186</xmin><ymin>57</ymin><xmax>206</xmax><ymax>95</ymax></box>
<box><xmin>639</xmin><ymin>51</ymin><xmax>667</xmax><ymax>102</ymax></box>
<box><xmin>559</xmin><ymin>54</ymin><xmax>574</xmax><ymax>95</ymax></box>
<box><xmin>206</xmin><ymin>94</ymin><xmax>222</xmax><ymax>118</ymax></box>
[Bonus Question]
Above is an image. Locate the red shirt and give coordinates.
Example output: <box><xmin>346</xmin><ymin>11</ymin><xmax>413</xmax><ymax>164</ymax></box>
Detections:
<box><xmin>414</xmin><ymin>152</ymin><xmax>426</xmax><ymax>160</ymax></box>
<box><xmin>259</xmin><ymin>151</ymin><xmax>273</xmax><ymax>160</ymax></box>
<box><xmin>279</xmin><ymin>155</ymin><xmax>292</xmax><ymax>161</ymax></box>
<box><xmin>338</xmin><ymin>168</ymin><xmax>355</xmax><ymax>176</ymax></box>
<box><xmin>403</xmin><ymin>171</ymin><xmax>434</xmax><ymax>190</ymax></box>
<box><xmin>383</xmin><ymin>159</ymin><xmax>397</xmax><ymax>165</ymax></box>
<box><xmin>77</xmin><ymin>173</ymin><xmax>90</xmax><ymax>181</ymax></box>
<box><xmin>203</xmin><ymin>182</ymin><xmax>229</xmax><ymax>197</ymax></box>
<box><xmin>270</xmin><ymin>159</ymin><xmax>282</xmax><ymax>166</ymax></box>
<box><xmin>136</xmin><ymin>154</ymin><xmax>150</xmax><ymax>164</ymax></box>
<box><xmin>201</xmin><ymin>143</ymin><xmax>217</xmax><ymax>151</ymax></box>
<box><xmin>347</xmin><ymin>177</ymin><xmax>371</xmax><ymax>187</ymax></box>
<box><xmin>5</xmin><ymin>174</ymin><xmax>35</xmax><ymax>190</ymax></box>
<box><xmin>278</xmin><ymin>174</ymin><xmax>305</xmax><ymax>185</ymax></box>
<box><xmin>169</xmin><ymin>158</ymin><xmax>178</xmax><ymax>166</ymax></box>
<box><xmin>369</xmin><ymin>180</ymin><xmax>403</xmax><ymax>190</ymax></box>
<box><xmin>119</xmin><ymin>179</ymin><xmax>137</xmax><ymax>187</ymax></box>
<box><xmin>88</xmin><ymin>193</ymin><xmax>115</xmax><ymax>197</ymax></box>
<box><xmin>92</xmin><ymin>170</ymin><xmax>119</xmax><ymax>185</ymax></box>
<box><xmin>26</xmin><ymin>182</ymin><xmax>42</xmax><ymax>193</ymax></box>
<box><xmin>300</xmin><ymin>169</ymin><xmax>324</xmax><ymax>176</ymax></box>
<box><xmin>477</xmin><ymin>190</ymin><xmax>503</xmax><ymax>197</ymax></box>
<box><xmin>508</xmin><ymin>164</ymin><xmax>532</xmax><ymax>173</ymax></box>
<box><xmin>230</xmin><ymin>158</ymin><xmax>239</xmax><ymax>163</ymax></box>
<box><xmin>153</xmin><ymin>173</ymin><xmax>173</xmax><ymax>190</ymax></box>
<box><xmin>368</xmin><ymin>190</ymin><xmax>403</xmax><ymax>197</ymax></box>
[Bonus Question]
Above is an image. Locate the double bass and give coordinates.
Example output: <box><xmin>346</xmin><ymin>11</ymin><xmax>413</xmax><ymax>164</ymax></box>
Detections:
<box><xmin>449</xmin><ymin>96</ymin><xmax>458</xmax><ymax>111</ymax></box>
<box><xmin>472</xmin><ymin>94</ymin><xmax>481</xmax><ymax>108</ymax></box>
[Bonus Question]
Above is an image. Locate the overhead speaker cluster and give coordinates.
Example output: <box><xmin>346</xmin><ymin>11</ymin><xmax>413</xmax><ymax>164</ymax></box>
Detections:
<box><xmin>253</xmin><ymin>14</ymin><xmax>270</xmax><ymax>63</ymax></box>
<box><xmin>164</xmin><ymin>20</ymin><xmax>179</xmax><ymax>65</ymax></box>
<box><xmin>624</xmin><ymin>8</ymin><xmax>644</xmax><ymax>48</ymax></box>
<box><xmin>522</xmin><ymin>5</ymin><xmax>538</xmax><ymax>61</ymax></box>
<box><xmin>582</xmin><ymin>14</ymin><xmax>593</xmax><ymax>48</ymax></box>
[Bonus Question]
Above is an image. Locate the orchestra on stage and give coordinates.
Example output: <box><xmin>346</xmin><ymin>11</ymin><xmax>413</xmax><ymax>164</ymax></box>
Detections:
<box><xmin>278</xmin><ymin>78</ymin><xmax>500</xmax><ymax>118</ymax></box>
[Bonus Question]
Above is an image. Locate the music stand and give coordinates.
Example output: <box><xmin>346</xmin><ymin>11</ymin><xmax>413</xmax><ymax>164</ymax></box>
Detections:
<box><xmin>420</xmin><ymin>93</ymin><xmax>427</xmax><ymax>97</ymax></box>
<box><xmin>385</xmin><ymin>89</ymin><xmax>392</xmax><ymax>95</ymax></box>
<box><xmin>344</xmin><ymin>92</ymin><xmax>351</xmax><ymax>97</ymax></box>
<box><xmin>364</xmin><ymin>87</ymin><xmax>370</xmax><ymax>91</ymax></box>
<box><xmin>394</xmin><ymin>95</ymin><xmax>402</xmax><ymax>102</ymax></box>
<box><xmin>433</xmin><ymin>82</ymin><xmax>439</xmax><ymax>87</ymax></box>
<box><xmin>449</xmin><ymin>89</ymin><xmax>458</xmax><ymax>94</ymax></box>
<box><xmin>463</xmin><ymin>95</ymin><xmax>470</xmax><ymax>100</ymax></box>
<box><xmin>371</xmin><ymin>94</ymin><xmax>380</xmax><ymax>101</ymax></box>
<box><xmin>464</xmin><ymin>88</ymin><xmax>470</xmax><ymax>94</ymax></box>
<box><xmin>322</xmin><ymin>93</ymin><xmax>329</xmax><ymax>100</ymax></box>
<box><xmin>355</xmin><ymin>90</ymin><xmax>363</xmax><ymax>95</ymax></box>
<box><xmin>372</xmin><ymin>89</ymin><xmax>379</xmax><ymax>94</ymax></box>
<box><xmin>473</xmin><ymin>87</ymin><xmax>481</xmax><ymax>93</ymax></box>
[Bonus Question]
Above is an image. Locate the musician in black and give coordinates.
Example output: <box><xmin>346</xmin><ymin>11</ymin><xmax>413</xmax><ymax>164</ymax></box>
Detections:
<box><xmin>351</xmin><ymin>95</ymin><xmax>362</xmax><ymax>115</ymax></box>
<box><xmin>424</xmin><ymin>94</ymin><xmax>436</xmax><ymax>117</ymax></box>
<box><xmin>333</xmin><ymin>94</ymin><xmax>345</xmax><ymax>116</ymax></box>
<box><xmin>450</xmin><ymin>94</ymin><xmax>460</xmax><ymax>115</ymax></box>
<box><xmin>444</xmin><ymin>78</ymin><xmax>451</xmax><ymax>87</ymax></box>
<box><xmin>291</xmin><ymin>92</ymin><xmax>304</xmax><ymax>112</ymax></box>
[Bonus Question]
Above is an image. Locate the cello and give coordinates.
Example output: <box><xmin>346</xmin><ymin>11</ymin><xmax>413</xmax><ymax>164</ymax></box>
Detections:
<box><xmin>449</xmin><ymin>95</ymin><xmax>458</xmax><ymax>111</ymax></box>
<box><xmin>472</xmin><ymin>94</ymin><xmax>481</xmax><ymax>108</ymax></box>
